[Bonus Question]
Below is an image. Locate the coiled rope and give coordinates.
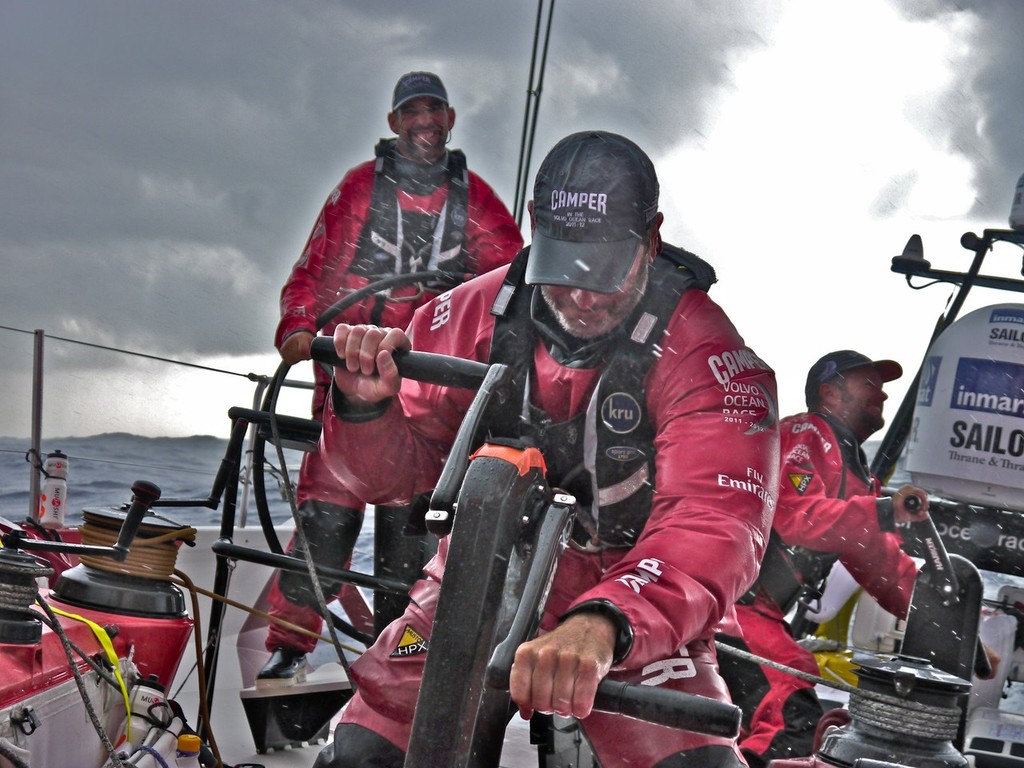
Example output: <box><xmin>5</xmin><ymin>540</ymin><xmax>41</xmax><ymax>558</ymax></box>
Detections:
<box><xmin>77</xmin><ymin>512</ymin><xmax>361</xmax><ymax>651</ymax></box>
<box><xmin>0</xmin><ymin>554</ymin><xmax>53</xmax><ymax>617</ymax></box>
<box><xmin>78</xmin><ymin>511</ymin><xmax>194</xmax><ymax>579</ymax></box>
<box><xmin>714</xmin><ymin>641</ymin><xmax>962</xmax><ymax>742</ymax></box>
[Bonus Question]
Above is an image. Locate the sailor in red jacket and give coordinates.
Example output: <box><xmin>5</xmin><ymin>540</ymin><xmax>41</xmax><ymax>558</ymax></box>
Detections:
<box><xmin>311</xmin><ymin>131</ymin><xmax>779</xmax><ymax>768</ymax></box>
<box><xmin>262</xmin><ymin>71</ymin><xmax>522</xmax><ymax>686</ymax></box>
<box><xmin>718</xmin><ymin>350</ymin><xmax>931</xmax><ymax>767</ymax></box>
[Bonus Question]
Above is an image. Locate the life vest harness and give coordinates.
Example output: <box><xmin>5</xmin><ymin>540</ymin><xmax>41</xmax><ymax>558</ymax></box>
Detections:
<box><xmin>743</xmin><ymin>415</ymin><xmax>876</xmax><ymax>615</ymax></box>
<box><xmin>485</xmin><ymin>243</ymin><xmax>715</xmax><ymax>548</ymax></box>
<box><xmin>350</xmin><ymin>139</ymin><xmax>471</xmax><ymax>324</ymax></box>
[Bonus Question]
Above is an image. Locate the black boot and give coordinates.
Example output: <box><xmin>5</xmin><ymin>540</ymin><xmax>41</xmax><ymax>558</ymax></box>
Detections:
<box><xmin>256</xmin><ymin>647</ymin><xmax>308</xmax><ymax>689</ymax></box>
<box><xmin>312</xmin><ymin>724</ymin><xmax>406</xmax><ymax>767</ymax></box>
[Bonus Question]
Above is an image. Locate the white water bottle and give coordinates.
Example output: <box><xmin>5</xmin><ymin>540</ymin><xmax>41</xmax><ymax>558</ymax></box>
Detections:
<box><xmin>127</xmin><ymin>715</ymin><xmax>184</xmax><ymax>766</ymax></box>
<box><xmin>1010</xmin><ymin>172</ymin><xmax>1024</xmax><ymax>231</ymax></box>
<box><xmin>175</xmin><ymin>733</ymin><xmax>202</xmax><ymax>767</ymax></box>
<box><xmin>37</xmin><ymin>450</ymin><xmax>69</xmax><ymax>529</ymax></box>
<box><xmin>115</xmin><ymin>676</ymin><xmax>169</xmax><ymax>754</ymax></box>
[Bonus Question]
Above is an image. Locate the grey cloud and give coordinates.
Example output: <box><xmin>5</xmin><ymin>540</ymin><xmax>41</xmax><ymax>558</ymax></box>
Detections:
<box><xmin>3</xmin><ymin>0</ymin><xmax>1023</xmax><ymax>436</ymax></box>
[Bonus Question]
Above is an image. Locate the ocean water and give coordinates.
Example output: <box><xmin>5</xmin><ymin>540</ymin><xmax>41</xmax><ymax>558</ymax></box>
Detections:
<box><xmin>1</xmin><ymin>435</ymin><xmax>901</xmax><ymax>529</ymax></box>
<box><xmin>0</xmin><ymin>432</ymin><xmax>304</xmax><ymax>528</ymax></box>
<box><xmin>0</xmin><ymin>433</ymin><xmax>902</xmax><ymax>590</ymax></box>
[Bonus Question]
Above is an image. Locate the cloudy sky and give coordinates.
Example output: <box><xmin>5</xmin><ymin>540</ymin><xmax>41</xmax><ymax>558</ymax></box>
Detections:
<box><xmin>2</xmin><ymin>0</ymin><xmax>1024</xmax><ymax>441</ymax></box>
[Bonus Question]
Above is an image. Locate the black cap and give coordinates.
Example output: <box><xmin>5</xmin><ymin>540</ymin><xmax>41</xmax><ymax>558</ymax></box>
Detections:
<box><xmin>526</xmin><ymin>131</ymin><xmax>659</xmax><ymax>293</ymax></box>
<box><xmin>805</xmin><ymin>350</ymin><xmax>903</xmax><ymax>407</ymax></box>
<box><xmin>391</xmin><ymin>71</ymin><xmax>448</xmax><ymax>110</ymax></box>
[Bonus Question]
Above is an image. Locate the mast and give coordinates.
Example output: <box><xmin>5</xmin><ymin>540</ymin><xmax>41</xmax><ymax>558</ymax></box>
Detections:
<box><xmin>513</xmin><ymin>0</ymin><xmax>555</xmax><ymax>228</ymax></box>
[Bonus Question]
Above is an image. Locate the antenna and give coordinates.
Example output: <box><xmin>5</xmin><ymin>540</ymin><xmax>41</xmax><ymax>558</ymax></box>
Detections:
<box><xmin>513</xmin><ymin>0</ymin><xmax>556</xmax><ymax>228</ymax></box>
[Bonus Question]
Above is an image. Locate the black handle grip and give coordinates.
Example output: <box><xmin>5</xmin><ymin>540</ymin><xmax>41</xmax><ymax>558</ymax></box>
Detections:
<box><xmin>112</xmin><ymin>480</ymin><xmax>161</xmax><ymax>560</ymax></box>
<box><xmin>975</xmin><ymin>636</ymin><xmax>993</xmax><ymax>679</ymax></box>
<box><xmin>309</xmin><ymin>336</ymin><xmax>490</xmax><ymax>390</ymax></box>
<box><xmin>900</xmin><ymin>493</ymin><xmax>959</xmax><ymax>603</ymax></box>
<box><xmin>593</xmin><ymin>679</ymin><xmax>740</xmax><ymax>737</ymax></box>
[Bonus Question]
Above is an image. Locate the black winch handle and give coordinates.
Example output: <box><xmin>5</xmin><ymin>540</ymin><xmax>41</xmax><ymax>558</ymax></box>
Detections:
<box><xmin>489</xmin><ymin>652</ymin><xmax>740</xmax><ymax>736</ymax></box>
<box><xmin>592</xmin><ymin>679</ymin><xmax>741</xmax><ymax>737</ymax></box>
<box><xmin>310</xmin><ymin>336</ymin><xmax>490</xmax><ymax>390</ymax></box>
<box><xmin>310</xmin><ymin>335</ymin><xmax>508</xmax><ymax>533</ymax></box>
<box><xmin>112</xmin><ymin>480</ymin><xmax>162</xmax><ymax>561</ymax></box>
<box><xmin>904</xmin><ymin>494</ymin><xmax>959</xmax><ymax>604</ymax></box>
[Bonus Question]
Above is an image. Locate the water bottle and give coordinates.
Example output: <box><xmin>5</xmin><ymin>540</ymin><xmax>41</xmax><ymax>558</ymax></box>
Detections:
<box><xmin>175</xmin><ymin>733</ymin><xmax>202</xmax><ymax>767</ymax></box>
<box><xmin>114</xmin><ymin>675</ymin><xmax>169</xmax><ymax>755</ymax></box>
<box><xmin>126</xmin><ymin>715</ymin><xmax>184</xmax><ymax>766</ymax></box>
<box><xmin>1010</xmin><ymin>172</ymin><xmax>1024</xmax><ymax>231</ymax></box>
<box><xmin>130</xmin><ymin>676</ymin><xmax>169</xmax><ymax>747</ymax></box>
<box><xmin>36</xmin><ymin>450</ymin><xmax>69</xmax><ymax>529</ymax></box>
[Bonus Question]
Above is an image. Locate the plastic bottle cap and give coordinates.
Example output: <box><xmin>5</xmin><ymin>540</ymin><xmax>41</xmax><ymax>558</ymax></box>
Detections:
<box><xmin>177</xmin><ymin>733</ymin><xmax>202</xmax><ymax>751</ymax></box>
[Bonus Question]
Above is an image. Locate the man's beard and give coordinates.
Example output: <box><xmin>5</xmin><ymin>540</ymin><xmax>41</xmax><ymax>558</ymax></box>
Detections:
<box><xmin>539</xmin><ymin>258</ymin><xmax>649</xmax><ymax>340</ymax></box>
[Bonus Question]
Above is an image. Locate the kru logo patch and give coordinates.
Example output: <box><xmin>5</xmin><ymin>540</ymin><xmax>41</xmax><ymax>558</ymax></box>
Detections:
<box><xmin>601</xmin><ymin>392</ymin><xmax>642</xmax><ymax>434</ymax></box>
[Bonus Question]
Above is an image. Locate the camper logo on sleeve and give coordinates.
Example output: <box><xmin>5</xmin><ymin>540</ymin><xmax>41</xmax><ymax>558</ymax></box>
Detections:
<box><xmin>430</xmin><ymin>289</ymin><xmax>455</xmax><ymax>331</ymax></box>
<box><xmin>707</xmin><ymin>348</ymin><xmax>769</xmax><ymax>386</ymax></box>
<box><xmin>615</xmin><ymin>558</ymin><xmax>664</xmax><ymax>593</ymax></box>
<box><xmin>706</xmin><ymin>348</ymin><xmax>775</xmax><ymax>430</ymax></box>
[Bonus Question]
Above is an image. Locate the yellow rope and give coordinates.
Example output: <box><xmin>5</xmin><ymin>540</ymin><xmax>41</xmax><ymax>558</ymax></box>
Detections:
<box><xmin>48</xmin><ymin>606</ymin><xmax>133</xmax><ymax>740</ymax></box>
<box><xmin>67</xmin><ymin>513</ymin><xmax>364</xmax><ymax>766</ymax></box>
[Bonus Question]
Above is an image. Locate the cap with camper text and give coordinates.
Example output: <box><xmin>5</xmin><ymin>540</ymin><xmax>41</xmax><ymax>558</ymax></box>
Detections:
<box><xmin>392</xmin><ymin>72</ymin><xmax>448</xmax><ymax>110</ymax></box>
<box><xmin>526</xmin><ymin>131</ymin><xmax>659</xmax><ymax>293</ymax></box>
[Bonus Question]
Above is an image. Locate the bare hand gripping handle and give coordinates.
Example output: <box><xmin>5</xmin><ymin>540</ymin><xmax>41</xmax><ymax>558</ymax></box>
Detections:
<box><xmin>310</xmin><ymin>336</ymin><xmax>490</xmax><ymax>390</ymax></box>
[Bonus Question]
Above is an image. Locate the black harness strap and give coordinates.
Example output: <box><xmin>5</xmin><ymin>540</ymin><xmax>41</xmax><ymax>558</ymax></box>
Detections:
<box><xmin>351</xmin><ymin>140</ymin><xmax>471</xmax><ymax>325</ymax></box>
<box><xmin>486</xmin><ymin>244</ymin><xmax>713</xmax><ymax>547</ymax></box>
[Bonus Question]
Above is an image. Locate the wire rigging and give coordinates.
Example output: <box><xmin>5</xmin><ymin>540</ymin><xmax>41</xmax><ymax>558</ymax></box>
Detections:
<box><xmin>0</xmin><ymin>324</ymin><xmax>256</xmax><ymax>379</ymax></box>
<box><xmin>513</xmin><ymin>0</ymin><xmax>556</xmax><ymax>228</ymax></box>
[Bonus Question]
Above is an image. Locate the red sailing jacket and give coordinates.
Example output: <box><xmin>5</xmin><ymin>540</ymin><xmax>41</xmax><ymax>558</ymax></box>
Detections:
<box><xmin>766</xmin><ymin>411</ymin><xmax>918</xmax><ymax>620</ymax></box>
<box><xmin>274</xmin><ymin>156</ymin><xmax>523</xmax><ymax>350</ymax></box>
<box><xmin>320</xmin><ymin>264</ymin><xmax>780</xmax><ymax>668</ymax></box>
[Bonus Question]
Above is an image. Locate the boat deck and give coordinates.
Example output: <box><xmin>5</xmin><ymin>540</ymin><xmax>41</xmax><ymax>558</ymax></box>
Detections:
<box><xmin>177</xmin><ymin>666</ymin><xmax>538</xmax><ymax>767</ymax></box>
<box><xmin>172</xmin><ymin>525</ymin><xmax>538</xmax><ymax>767</ymax></box>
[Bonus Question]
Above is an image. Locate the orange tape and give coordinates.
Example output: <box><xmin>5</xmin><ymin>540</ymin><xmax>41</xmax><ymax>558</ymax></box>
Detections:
<box><xmin>469</xmin><ymin>443</ymin><xmax>547</xmax><ymax>477</ymax></box>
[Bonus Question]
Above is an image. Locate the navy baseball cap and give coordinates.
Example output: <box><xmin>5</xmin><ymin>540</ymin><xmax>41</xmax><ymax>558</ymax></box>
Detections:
<box><xmin>526</xmin><ymin>131</ymin><xmax>660</xmax><ymax>293</ymax></box>
<box><xmin>392</xmin><ymin>72</ymin><xmax>448</xmax><ymax>110</ymax></box>
<box><xmin>805</xmin><ymin>350</ymin><xmax>902</xmax><ymax>406</ymax></box>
